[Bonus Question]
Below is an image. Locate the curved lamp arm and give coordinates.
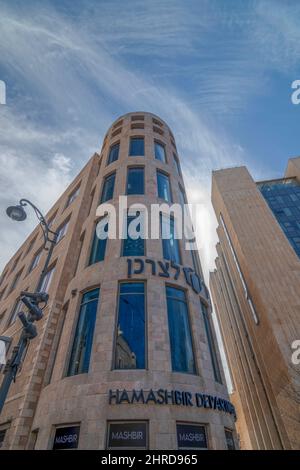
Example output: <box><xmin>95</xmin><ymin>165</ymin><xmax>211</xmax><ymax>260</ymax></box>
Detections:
<box><xmin>19</xmin><ymin>199</ymin><xmax>57</xmax><ymax>248</ymax></box>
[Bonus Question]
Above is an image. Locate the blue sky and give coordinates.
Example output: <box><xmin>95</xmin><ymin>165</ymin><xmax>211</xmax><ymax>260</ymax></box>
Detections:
<box><xmin>0</xmin><ymin>0</ymin><xmax>300</xmax><ymax>277</ymax></box>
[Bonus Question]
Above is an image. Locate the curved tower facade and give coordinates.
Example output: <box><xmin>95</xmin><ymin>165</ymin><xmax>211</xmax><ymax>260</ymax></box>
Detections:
<box><xmin>0</xmin><ymin>112</ymin><xmax>236</xmax><ymax>450</ymax></box>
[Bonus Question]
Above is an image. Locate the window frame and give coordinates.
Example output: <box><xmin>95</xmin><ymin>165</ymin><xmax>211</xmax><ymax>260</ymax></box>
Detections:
<box><xmin>173</xmin><ymin>153</ymin><xmax>182</xmax><ymax>176</ymax></box>
<box><xmin>56</xmin><ymin>218</ymin><xmax>70</xmax><ymax>243</ymax></box>
<box><xmin>8</xmin><ymin>296</ymin><xmax>24</xmax><ymax>326</ymax></box>
<box><xmin>157</xmin><ymin>170</ymin><xmax>172</xmax><ymax>202</ymax></box>
<box><xmin>176</xmin><ymin>422</ymin><xmax>209</xmax><ymax>450</ymax></box>
<box><xmin>126</xmin><ymin>166</ymin><xmax>145</xmax><ymax>195</ymax></box>
<box><xmin>106</xmin><ymin>420</ymin><xmax>149</xmax><ymax>450</ymax></box>
<box><xmin>129</xmin><ymin>136</ymin><xmax>145</xmax><ymax>157</ymax></box>
<box><xmin>201</xmin><ymin>301</ymin><xmax>222</xmax><ymax>384</ymax></box>
<box><xmin>224</xmin><ymin>428</ymin><xmax>236</xmax><ymax>450</ymax></box>
<box><xmin>113</xmin><ymin>281</ymin><xmax>147</xmax><ymax>371</ymax></box>
<box><xmin>88</xmin><ymin>217</ymin><xmax>109</xmax><ymax>265</ymax></box>
<box><xmin>66</xmin><ymin>184</ymin><xmax>80</xmax><ymax>208</ymax></box>
<box><xmin>121</xmin><ymin>212</ymin><xmax>146</xmax><ymax>257</ymax></box>
<box><xmin>28</xmin><ymin>247</ymin><xmax>43</xmax><ymax>273</ymax></box>
<box><xmin>165</xmin><ymin>284</ymin><xmax>197</xmax><ymax>375</ymax></box>
<box><xmin>66</xmin><ymin>287</ymin><xmax>100</xmax><ymax>377</ymax></box>
<box><xmin>154</xmin><ymin>140</ymin><xmax>167</xmax><ymax>163</ymax></box>
<box><xmin>160</xmin><ymin>213</ymin><xmax>181</xmax><ymax>265</ymax></box>
<box><xmin>107</xmin><ymin>142</ymin><xmax>120</xmax><ymax>166</ymax></box>
<box><xmin>100</xmin><ymin>171</ymin><xmax>116</xmax><ymax>203</ymax></box>
<box><xmin>39</xmin><ymin>263</ymin><xmax>56</xmax><ymax>293</ymax></box>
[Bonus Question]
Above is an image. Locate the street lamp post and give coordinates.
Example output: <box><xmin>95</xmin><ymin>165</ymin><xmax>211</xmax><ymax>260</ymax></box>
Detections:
<box><xmin>0</xmin><ymin>199</ymin><xmax>57</xmax><ymax>414</ymax></box>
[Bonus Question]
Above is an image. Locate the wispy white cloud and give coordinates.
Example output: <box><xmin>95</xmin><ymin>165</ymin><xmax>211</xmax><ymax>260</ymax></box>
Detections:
<box><xmin>0</xmin><ymin>0</ymin><xmax>299</xmax><ymax>278</ymax></box>
<box><xmin>0</xmin><ymin>1</ymin><xmax>247</xmax><ymax>276</ymax></box>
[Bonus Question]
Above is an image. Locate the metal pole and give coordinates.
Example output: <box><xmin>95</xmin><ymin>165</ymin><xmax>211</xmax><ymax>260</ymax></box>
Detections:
<box><xmin>0</xmin><ymin>203</ymin><xmax>57</xmax><ymax>415</ymax></box>
<box><xmin>0</xmin><ymin>335</ymin><xmax>28</xmax><ymax>413</ymax></box>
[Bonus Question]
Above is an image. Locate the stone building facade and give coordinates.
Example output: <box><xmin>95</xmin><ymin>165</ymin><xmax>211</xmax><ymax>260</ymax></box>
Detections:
<box><xmin>0</xmin><ymin>112</ymin><xmax>236</xmax><ymax>450</ymax></box>
<box><xmin>209</xmin><ymin>158</ymin><xmax>300</xmax><ymax>449</ymax></box>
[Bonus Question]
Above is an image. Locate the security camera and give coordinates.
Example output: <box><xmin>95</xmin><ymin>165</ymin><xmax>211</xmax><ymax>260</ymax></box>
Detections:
<box><xmin>20</xmin><ymin>291</ymin><xmax>49</xmax><ymax>304</ymax></box>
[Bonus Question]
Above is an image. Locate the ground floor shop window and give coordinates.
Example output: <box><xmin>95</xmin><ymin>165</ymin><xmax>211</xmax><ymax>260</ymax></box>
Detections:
<box><xmin>52</xmin><ymin>425</ymin><xmax>80</xmax><ymax>450</ymax></box>
<box><xmin>107</xmin><ymin>421</ymin><xmax>148</xmax><ymax>449</ymax></box>
<box><xmin>225</xmin><ymin>428</ymin><xmax>235</xmax><ymax>450</ymax></box>
<box><xmin>176</xmin><ymin>422</ymin><xmax>208</xmax><ymax>450</ymax></box>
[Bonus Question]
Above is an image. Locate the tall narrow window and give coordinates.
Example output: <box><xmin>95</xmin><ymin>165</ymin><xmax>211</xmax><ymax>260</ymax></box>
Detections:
<box><xmin>10</xmin><ymin>255</ymin><xmax>21</xmax><ymax>274</ymax></box>
<box><xmin>89</xmin><ymin>217</ymin><xmax>108</xmax><ymax>264</ymax></box>
<box><xmin>166</xmin><ymin>286</ymin><xmax>195</xmax><ymax>374</ymax></box>
<box><xmin>178</xmin><ymin>185</ymin><xmax>186</xmax><ymax>207</ymax></box>
<box><xmin>126</xmin><ymin>167</ymin><xmax>144</xmax><ymax>195</ymax></box>
<box><xmin>87</xmin><ymin>188</ymin><xmax>96</xmax><ymax>217</ymax></box>
<box><xmin>0</xmin><ymin>287</ymin><xmax>7</xmax><ymax>301</ymax></box>
<box><xmin>174</xmin><ymin>154</ymin><xmax>181</xmax><ymax>176</ymax></box>
<box><xmin>66</xmin><ymin>186</ymin><xmax>80</xmax><ymax>207</ymax></box>
<box><xmin>40</xmin><ymin>265</ymin><xmax>55</xmax><ymax>293</ymax></box>
<box><xmin>157</xmin><ymin>171</ymin><xmax>172</xmax><ymax>202</ymax></box>
<box><xmin>114</xmin><ymin>282</ymin><xmax>145</xmax><ymax>369</ymax></box>
<box><xmin>0</xmin><ymin>270</ymin><xmax>7</xmax><ymax>288</ymax></box>
<box><xmin>67</xmin><ymin>288</ymin><xmax>100</xmax><ymax>376</ymax></box>
<box><xmin>101</xmin><ymin>173</ymin><xmax>116</xmax><ymax>203</ymax></box>
<box><xmin>47</xmin><ymin>212</ymin><xmax>57</xmax><ymax>229</ymax></box>
<box><xmin>107</xmin><ymin>143</ymin><xmax>119</xmax><ymax>165</ymax></box>
<box><xmin>9</xmin><ymin>270</ymin><xmax>22</xmax><ymax>293</ymax></box>
<box><xmin>24</xmin><ymin>236</ymin><xmax>37</xmax><ymax>257</ymax></box>
<box><xmin>0</xmin><ymin>430</ymin><xmax>6</xmax><ymax>449</ymax></box>
<box><xmin>8</xmin><ymin>298</ymin><xmax>23</xmax><ymax>325</ymax></box>
<box><xmin>201</xmin><ymin>302</ymin><xmax>222</xmax><ymax>383</ymax></box>
<box><xmin>225</xmin><ymin>429</ymin><xmax>235</xmax><ymax>450</ymax></box>
<box><xmin>154</xmin><ymin>141</ymin><xmax>166</xmax><ymax>163</ymax></box>
<box><xmin>28</xmin><ymin>249</ymin><xmax>42</xmax><ymax>273</ymax></box>
<box><xmin>129</xmin><ymin>137</ymin><xmax>144</xmax><ymax>156</ymax></box>
<box><xmin>74</xmin><ymin>232</ymin><xmax>85</xmax><ymax>276</ymax></box>
<box><xmin>56</xmin><ymin>219</ymin><xmax>69</xmax><ymax>243</ymax></box>
<box><xmin>191</xmin><ymin>249</ymin><xmax>201</xmax><ymax>276</ymax></box>
<box><xmin>161</xmin><ymin>214</ymin><xmax>181</xmax><ymax>264</ymax></box>
<box><xmin>122</xmin><ymin>214</ymin><xmax>145</xmax><ymax>256</ymax></box>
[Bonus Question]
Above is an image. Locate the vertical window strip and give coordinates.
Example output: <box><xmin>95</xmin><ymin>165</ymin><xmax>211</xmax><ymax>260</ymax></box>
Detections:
<box><xmin>220</xmin><ymin>214</ymin><xmax>259</xmax><ymax>325</ymax></box>
<box><xmin>201</xmin><ymin>302</ymin><xmax>222</xmax><ymax>383</ymax></box>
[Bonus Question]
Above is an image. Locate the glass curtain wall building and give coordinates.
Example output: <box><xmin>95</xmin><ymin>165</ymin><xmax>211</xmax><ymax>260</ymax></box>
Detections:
<box><xmin>258</xmin><ymin>178</ymin><xmax>300</xmax><ymax>258</ymax></box>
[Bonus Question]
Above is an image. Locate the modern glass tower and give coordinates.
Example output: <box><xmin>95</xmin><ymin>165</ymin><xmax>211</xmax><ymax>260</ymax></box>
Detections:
<box><xmin>258</xmin><ymin>178</ymin><xmax>300</xmax><ymax>258</ymax></box>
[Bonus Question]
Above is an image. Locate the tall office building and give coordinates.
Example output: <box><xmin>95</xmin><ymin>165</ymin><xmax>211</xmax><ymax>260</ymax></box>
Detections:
<box><xmin>0</xmin><ymin>112</ymin><xmax>236</xmax><ymax>450</ymax></box>
<box><xmin>209</xmin><ymin>157</ymin><xmax>300</xmax><ymax>450</ymax></box>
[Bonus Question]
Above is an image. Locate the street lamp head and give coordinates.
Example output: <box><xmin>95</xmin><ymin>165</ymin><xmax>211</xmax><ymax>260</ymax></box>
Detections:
<box><xmin>6</xmin><ymin>205</ymin><xmax>27</xmax><ymax>222</ymax></box>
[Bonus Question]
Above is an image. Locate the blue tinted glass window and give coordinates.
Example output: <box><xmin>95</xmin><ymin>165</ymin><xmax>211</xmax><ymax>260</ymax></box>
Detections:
<box><xmin>67</xmin><ymin>288</ymin><xmax>100</xmax><ymax>376</ymax></box>
<box><xmin>157</xmin><ymin>171</ymin><xmax>172</xmax><ymax>202</ymax></box>
<box><xmin>201</xmin><ymin>302</ymin><xmax>222</xmax><ymax>383</ymax></box>
<box><xmin>101</xmin><ymin>173</ymin><xmax>115</xmax><ymax>203</ymax></box>
<box><xmin>107</xmin><ymin>143</ymin><xmax>119</xmax><ymax>165</ymax></box>
<box><xmin>259</xmin><ymin>179</ymin><xmax>300</xmax><ymax>258</ymax></box>
<box><xmin>89</xmin><ymin>219</ymin><xmax>108</xmax><ymax>264</ymax></box>
<box><xmin>154</xmin><ymin>141</ymin><xmax>166</xmax><ymax>163</ymax></box>
<box><xmin>166</xmin><ymin>286</ymin><xmax>195</xmax><ymax>374</ymax></box>
<box><xmin>161</xmin><ymin>214</ymin><xmax>181</xmax><ymax>264</ymax></box>
<box><xmin>115</xmin><ymin>282</ymin><xmax>145</xmax><ymax>369</ymax></box>
<box><xmin>129</xmin><ymin>137</ymin><xmax>144</xmax><ymax>156</ymax></box>
<box><xmin>122</xmin><ymin>215</ymin><xmax>145</xmax><ymax>256</ymax></box>
<box><xmin>126</xmin><ymin>167</ymin><xmax>144</xmax><ymax>195</ymax></box>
